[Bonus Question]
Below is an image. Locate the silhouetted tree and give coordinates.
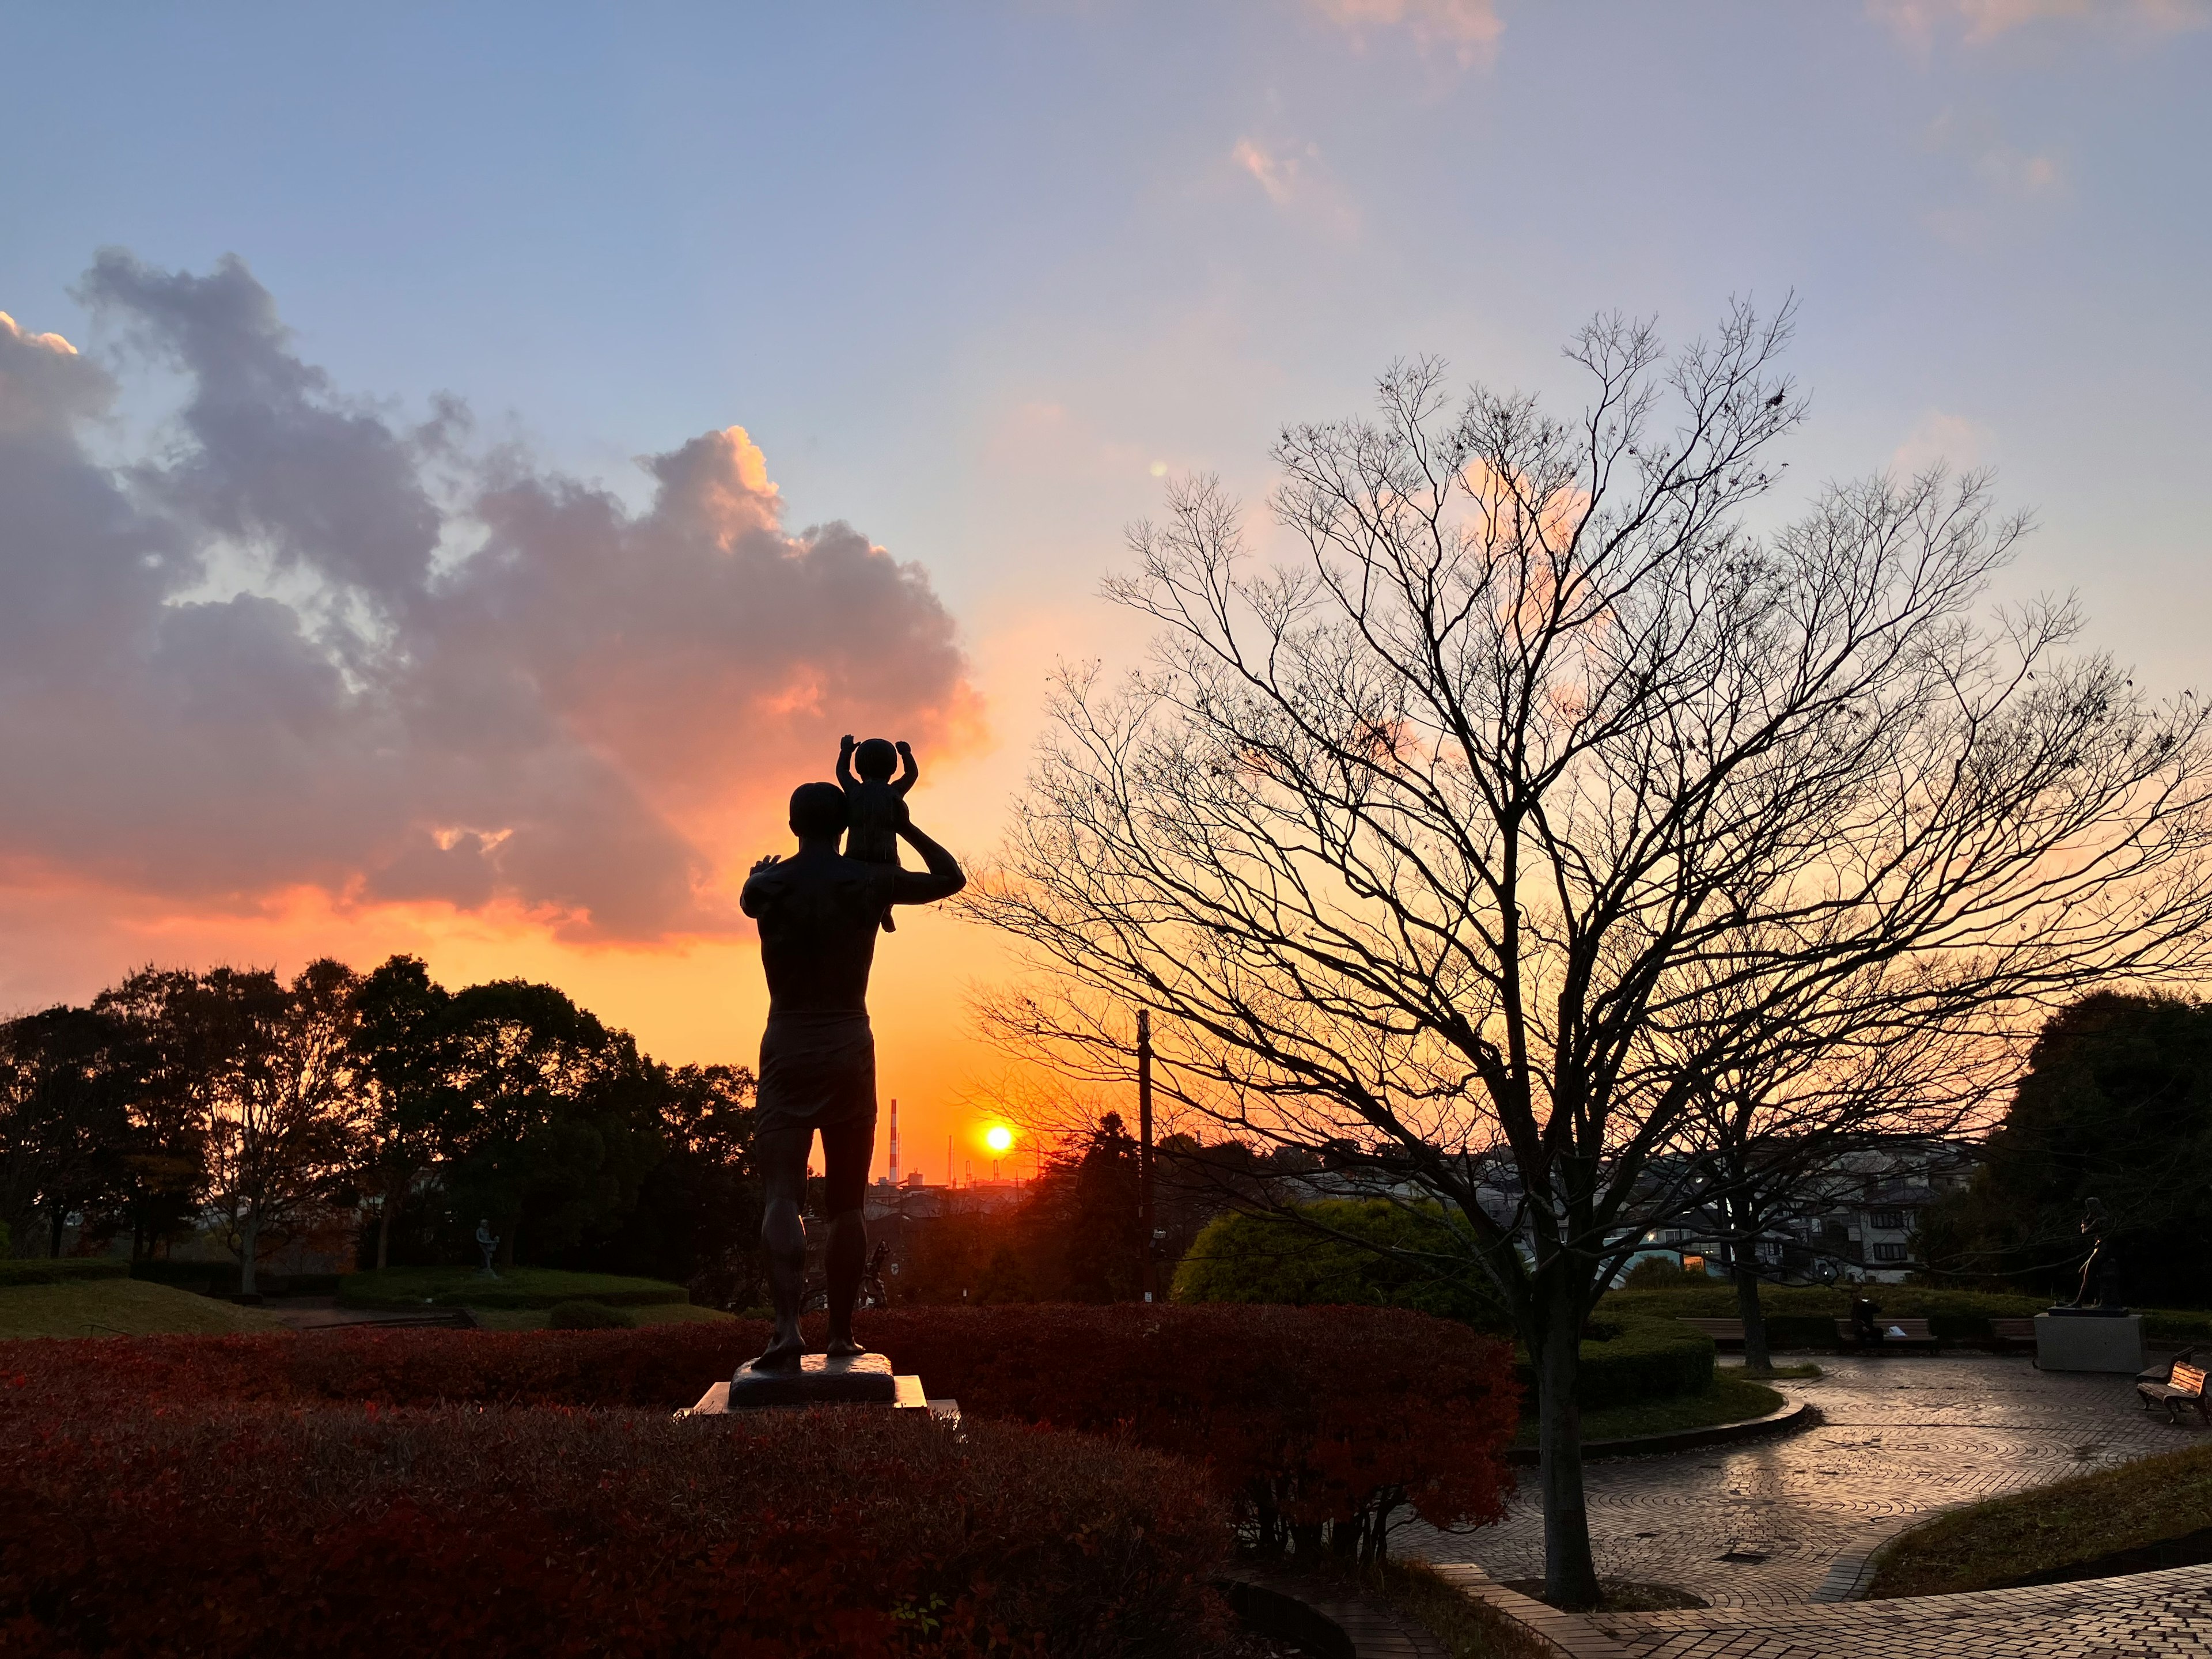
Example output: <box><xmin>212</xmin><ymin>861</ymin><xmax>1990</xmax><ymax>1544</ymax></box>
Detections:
<box><xmin>438</xmin><ymin>979</ymin><xmax>664</xmax><ymax>1266</ymax></box>
<box><xmin>974</xmin><ymin>309</ymin><xmax>2212</xmax><ymax>1604</ymax></box>
<box><xmin>0</xmin><ymin>1006</ymin><xmax>132</xmax><ymax>1256</ymax></box>
<box><xmin>1921</xmin><ymin>993</ymin><xmax>2212</xmax><ymax>1306</ymax></box>
<box><xmin>348</xmin><ymin>956</ymin><xmax>459</xmax><ymax>1271</ymax></box>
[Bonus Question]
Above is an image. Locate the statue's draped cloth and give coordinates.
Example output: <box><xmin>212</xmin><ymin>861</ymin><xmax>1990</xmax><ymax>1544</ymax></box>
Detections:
<box><xmin>755</xmin><ymin>1009</ymin><xmax>877</xmax><ymax>1137</ymax></box>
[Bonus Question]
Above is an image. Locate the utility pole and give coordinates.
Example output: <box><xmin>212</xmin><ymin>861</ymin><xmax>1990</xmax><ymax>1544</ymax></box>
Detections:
<box><xmin>1138</xmin><ymin>1007</ymin><xmax>1156</xmax><ymax>1302</ymax></box>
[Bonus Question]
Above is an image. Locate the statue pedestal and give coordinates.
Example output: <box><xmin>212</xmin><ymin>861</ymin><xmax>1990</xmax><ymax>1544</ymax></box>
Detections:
<box><xmin>2035</xmin><ymin>1310</ymin><xmax>2145</xmax><ymax>1373</ymax></box>
<box><xmin>679</xmin><ymin>1351</ymin><xmax>957</xmax><ymax>1421</ymax></box>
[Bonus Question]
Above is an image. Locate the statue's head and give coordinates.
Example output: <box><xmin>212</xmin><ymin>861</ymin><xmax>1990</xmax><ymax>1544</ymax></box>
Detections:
<box><xmin>790</xmin><ymin>781</ymin><xmax>851</xmax><ymax>842</ymax></box>
<box><xmin>853</xmin><ymin>737</ymin><xmax>899</xmax><ymax>781</ymax></box>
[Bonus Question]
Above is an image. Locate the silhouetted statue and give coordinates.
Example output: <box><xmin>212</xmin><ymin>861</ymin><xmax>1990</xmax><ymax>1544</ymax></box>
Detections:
<box><xmin>475</xmin><ymin>1218</ymin><xmax>499</xmax><ymax>1278</ymax></box>
<box><xmin>2071</xmin><ymin>1195</ymin><xmax>2122</xmax><ymax>1309</ymax></box>
<box><xmin>836</xmin><ymin>735</ymin><xmax>919</xmax><ymax>931</ymax></box>
<box><xmin>741</xmin><ymin>770</ymin><xmax>963</xmax><ymax>1372</ymax></box>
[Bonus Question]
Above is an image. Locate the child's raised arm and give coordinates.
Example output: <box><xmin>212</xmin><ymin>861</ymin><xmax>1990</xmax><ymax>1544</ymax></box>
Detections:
<box><xmin>892</xmin><ymin>740</ymin><xmax>919</xmax><ymax>796</ymax></box>
<box><xmin>836</xmin><ymin>733</ymin><xmax>858</xmax><ymax>791</ymax></box>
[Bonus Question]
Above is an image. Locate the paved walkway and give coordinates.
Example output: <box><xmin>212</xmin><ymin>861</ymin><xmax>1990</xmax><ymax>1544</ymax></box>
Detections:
<box><xmin>1399</xmin><ymin>1355</ymin><xmax>2212</xmax><ymax>1656</ymax></box>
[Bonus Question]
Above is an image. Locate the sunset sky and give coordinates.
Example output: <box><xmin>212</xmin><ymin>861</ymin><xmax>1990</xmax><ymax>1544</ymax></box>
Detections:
<box><xmin>2</xmin><ymin>1</ymin><xmax>2208</xmax><ymax>1173</ymax></box>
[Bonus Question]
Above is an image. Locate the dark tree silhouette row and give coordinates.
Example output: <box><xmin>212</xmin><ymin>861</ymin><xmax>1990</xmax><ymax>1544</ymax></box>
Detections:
<box><xmin>0</xmin><ymin>957</ymin><xmax>758</xmax><ymax>1299</ymax></box>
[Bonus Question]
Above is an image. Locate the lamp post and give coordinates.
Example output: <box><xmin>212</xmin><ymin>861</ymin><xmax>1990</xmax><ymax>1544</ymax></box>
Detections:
<box><xmin>1138</xmin><ymin>1007</ymin><xmax>1156</xmax><ymax>1302</ymax></box>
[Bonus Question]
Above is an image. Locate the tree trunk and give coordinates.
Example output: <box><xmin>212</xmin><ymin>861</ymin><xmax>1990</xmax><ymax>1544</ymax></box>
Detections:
<box><xmin>376</xmin><ymin>1192</ymin><xmax>395</xmax><ymax>1271</ymax></box>
<box><xmin>498</xmin><ymin>1224</ymin><xmax>516</xmax><ymax>1270</ymax></box>
<box><xmin>1537</xmin><ymin>1293</ymin><xmax>1601</xmax><ymax>1608</ymax></box>
<box><xmin>1734</xmin><ymin>1259</ymin><xmax>1771</xmax><ymax>1371</ymax></box>
<box><xmin>48</xmin><ymin>1207</ymin><xmax>65</xmax><ymax>1258</ymax></box>
<box><xmin>238</xmin><ymin>1206</ymin><xmax>259</xmax><ymax>1297</ymax></box>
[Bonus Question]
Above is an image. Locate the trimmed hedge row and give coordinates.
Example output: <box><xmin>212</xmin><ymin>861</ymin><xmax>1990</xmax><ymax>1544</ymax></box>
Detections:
<box><xmin>0</xmin><ymin>1259</ymin><xmax>128</xmax><ymax>1289</ymax></box>
<box><xmin>338</xmin><ymin>1266</ymin><xmax>690</xmax><ymax>1310</ymax></box>
<box><xmin>1512</xmin><ymin>1315</ymin><xmax>1716</xmax><ymax>1408</ymax></box>
<box><xmin>1603</xmin><ymin>1284</ymin><xmax>2212</xmax><ymax>1347</ymax></box>
<box><xmin>0</xmin><ymin>1401</ymin><xmax>1229</xmax><ymax>1657</ymax></box>
<box><xmin>0</xmin><ymin>1303</ymin><xmax>1518</xmax><ymax>1559</ymax></box>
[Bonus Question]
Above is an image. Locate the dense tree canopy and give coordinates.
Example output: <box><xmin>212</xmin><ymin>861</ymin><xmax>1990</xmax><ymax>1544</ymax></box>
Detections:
<box><xmin>0</xmin><ymin>956</ymin><xmax>759</xmax><ymax>1298</ymax></box>
<box><xmin>1922</xmin><ymin>993</ymin><xmax>2212</xmax><ymax>1308</ymax></box>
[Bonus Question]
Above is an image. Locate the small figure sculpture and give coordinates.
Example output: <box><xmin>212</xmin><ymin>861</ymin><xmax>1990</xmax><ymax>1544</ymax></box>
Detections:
<box><xmin>836</xmin><ymin>735</ymin><xmax>918</xmax><ymax>931</ymax></box>
<box><xmin>2071</xmin><ymin>1196</ymin><xmax>2122</xmax><ymax>1309</ymax></box>
<box><xmin>475</xmin><ymin>1218</ymin><xmax>500</xmax><ymax>1279</ymax></box>
<box><xmin>741</xmin><ymin>766</ymin><xmax>964</xmax><ymax>1372</ymax></box>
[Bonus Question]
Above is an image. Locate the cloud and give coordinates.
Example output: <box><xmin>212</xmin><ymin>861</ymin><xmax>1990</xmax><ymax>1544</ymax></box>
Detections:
<box><xmin>0</xmin><ymin>252</ymin><xmax>979</xmax><ymax>943</ymax></box>
<box><xmin>1228</xmin><ymin>139</ymin><xmax>1362</xmax><ymax>238</ymax></box>
<box><xmin>1310</xmin><ymin>0</ymin><xmax>1503</xmax><ymax>67</ymax></box>
<box><xmin>1869</xmin><ymin>0</ymin><xmax>2208</xmax><ymax>48</ymax></box>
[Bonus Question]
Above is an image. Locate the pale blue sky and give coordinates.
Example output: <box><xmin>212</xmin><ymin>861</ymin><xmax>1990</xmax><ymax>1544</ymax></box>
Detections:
<box><xmin>6</xmin><ymin>3</ymin><xmax>2205</xmax><ymax>637</ymax></box>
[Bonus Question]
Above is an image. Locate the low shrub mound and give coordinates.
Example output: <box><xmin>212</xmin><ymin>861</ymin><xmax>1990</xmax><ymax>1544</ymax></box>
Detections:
<box><xmin>546</xmin><ymin>1298</ymin><xmax>635</xmax><ymax>1329</ymax></box>
<box><xmin>0</xmin><ymin>1402</ymin><xmax>1228</xmax><ymax>1657</ymax></box>
<box><xmin>0</xmin><ymin>1259</ymin><xmax>127</xmax><ymax>1289</ymax></box>
<box><xmin>0</xmin><ymin>1301</ymin><xmax>1517</xmax><ymax>1563</ymax></box>
<box><xmin>1505</xmin><ymin>1315</ymin><xmax>1715</xmax><ymax>1408</ymax></box>
<box><xmin>1172</xmin><ymin>1200</ymin><xmax>1508</xmax><ymax>1328</ymax></box>
<box><xmin>338</xmin><ymin>1264</ymin><xmax>689</xmax><ymax>1310</ymax></box>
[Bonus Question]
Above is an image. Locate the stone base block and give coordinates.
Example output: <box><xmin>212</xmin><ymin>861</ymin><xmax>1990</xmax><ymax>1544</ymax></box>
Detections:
<box><xmin>2035</xmin><ymin>1311</ymin><xmax>2145</xmax><ymax>1373</ymax></box>
<box><xmin>680</xmin><ymin>1354</ymin><xmax>958</xmax><ymax>1422</ymax></box>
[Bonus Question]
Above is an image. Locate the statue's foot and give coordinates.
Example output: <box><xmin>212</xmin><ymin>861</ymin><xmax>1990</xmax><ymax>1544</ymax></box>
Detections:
<box><xmin>824</xmin><ymin>1334</ymin><xmax>865</xmax><ymax>1359</ymax></box>
<box><xmin>752</xmin><ymin>1332</ymin><xmax>805</xmax><ymax>1372</ymax></box>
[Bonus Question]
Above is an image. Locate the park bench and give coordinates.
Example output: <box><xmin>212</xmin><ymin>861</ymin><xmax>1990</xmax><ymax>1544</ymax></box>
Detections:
<box><xmin>1679</xmin><ymin>1318</ymin><xmax>1745</xmax><ymax>1348</ymax></box>
<box><xmin>2138</xmin><ymin>1360</ymin><xmax>2211</xmax><ymax>1426</ymax></box>
<box><xmin>1988</xmin><ymin>1317</ymin><xmax>2037</xmax><ymax>1351</ymax></box>
<box><xmin>1835</xmin><ymin>1316</ymin><xmax>1939</xmax><ymax>1353</ymax></box>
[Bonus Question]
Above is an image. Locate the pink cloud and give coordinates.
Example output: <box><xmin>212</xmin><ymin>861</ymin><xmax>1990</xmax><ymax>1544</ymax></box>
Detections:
<box><xmin>1310</xmin><ymin>0</ymin><xmax>1504</xmax><ymax>66</ymax></box>
<box><xmin>1869</xmin><ymin>0</ymin><xmax>2207</xmax><ymax>47</ymax></box>
<box><xmin>0</xmin><ymin>252</ymin><xmax>980</xmax><ymax>944</ymax></box>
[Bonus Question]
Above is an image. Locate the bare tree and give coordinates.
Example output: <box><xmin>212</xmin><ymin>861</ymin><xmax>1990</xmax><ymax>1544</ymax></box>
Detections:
<box><xmin>1669</xmin><ymin>1017</ymin><xmax>2002</xmax><ymax>1370</ymax></box>
<box><xmin>966</xmin><ymin>305</ymin><xmax>2212</xmax><ymax>1606</ymax></box>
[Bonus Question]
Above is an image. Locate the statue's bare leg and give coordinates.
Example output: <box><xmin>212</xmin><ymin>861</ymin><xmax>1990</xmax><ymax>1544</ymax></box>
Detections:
<box><xmin>820</xmin><ymin>1115</ymin><xmax>873</xmax><ymax>1358</ymax></box>
<box><xmin>753</xmin><ymin>1126</ymin><xmax>812</xmax><ymax>1371</ymax></box>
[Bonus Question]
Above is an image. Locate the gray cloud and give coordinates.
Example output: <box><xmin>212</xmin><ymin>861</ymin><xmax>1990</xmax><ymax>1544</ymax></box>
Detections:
<box><xmin>0</xmin><ymin>253</ymin><xmax>975</xmax><ymax>940</ymax></box>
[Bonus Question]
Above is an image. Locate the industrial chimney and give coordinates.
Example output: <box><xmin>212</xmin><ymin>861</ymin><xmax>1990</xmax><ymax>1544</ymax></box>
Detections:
<box><xmin>888</xmin><ymin>1097</ymin><xmax>901</xmax><ymax>1185</ymax></box>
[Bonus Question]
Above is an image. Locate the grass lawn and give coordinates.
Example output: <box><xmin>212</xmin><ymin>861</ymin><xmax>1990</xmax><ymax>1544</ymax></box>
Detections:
<box><xmin>339</xmin><ymin>1264</ymin><xmax>690</xmax><ymax>1309</ymax></box>
<box><xmin>464</xmin><ymin>1301</ymin><xmax>737</xmax><ymax>1332</ymax></box>
<box><xmin>1867</xmin><ymin>1437</ymin><xmax>2212</xmax><ymax>1598</ymax></box>
<box><xmin>0</xmin><ymin>1277</ymin><xmax>287</xmax><ymax>1339</ymax></box>
<box><xmin>1514</xmin><ymin>1371</ymin><xmax>1786</xmax><ymax>1448</ymax></box>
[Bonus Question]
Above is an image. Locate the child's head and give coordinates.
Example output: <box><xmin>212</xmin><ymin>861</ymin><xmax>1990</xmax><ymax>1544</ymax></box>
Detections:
<box><xmin>852</xmin><ymin>737</ymin><xmax>899</xmax><ymax>781</ymax></box>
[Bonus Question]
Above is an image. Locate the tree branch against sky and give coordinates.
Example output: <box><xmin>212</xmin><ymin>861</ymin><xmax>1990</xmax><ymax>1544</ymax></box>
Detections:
<box><xmin>967</xmin><ymin>304</ymin><xmax>2212</xmax><ymax>1606</ymax></box>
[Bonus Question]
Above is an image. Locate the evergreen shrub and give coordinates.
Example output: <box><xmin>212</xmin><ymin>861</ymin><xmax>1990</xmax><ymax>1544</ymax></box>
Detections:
<box><xmin>0</xmin><ymin>1259</ymin><xmax>127</xmax><ymax>1289</ymax></box>
<box><xmin>0</xmin><ymin>1402</ymin><xmax>1228</xmax><ymax>1657</ymax></box>
<box><xmin>547</xmin><ymin>1299</ymin><xmax>635</xmax><ymax>1329</ymax></box>
<box><xmin>0</xmin><ymin>1302</ymin><xmax>1516</xmax><ymax>1562</ymax></box>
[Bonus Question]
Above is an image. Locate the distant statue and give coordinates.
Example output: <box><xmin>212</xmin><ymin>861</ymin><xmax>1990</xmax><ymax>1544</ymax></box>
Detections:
<box><xmin>836</xmin><ymin>735</ymin><xmax>919</xmax><ymax>932</ymax></box>
<box><xmin>475</xmin><ymin>1219</ymin><xmax>500</xmax><ymax>1279</ymax></box>
<box><xmin>2071</xmin><ymin>1196</ymin><xmax>2122</xmax><ymax>1309</ymax></box>
<box><xmin>741</xmin><ymin>766</ymin><xmax>964</xmax><ymax>1372</ymax></box>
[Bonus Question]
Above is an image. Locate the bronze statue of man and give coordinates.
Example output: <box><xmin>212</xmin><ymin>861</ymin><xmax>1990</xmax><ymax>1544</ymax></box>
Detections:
<box><xmin>740</xmin><ymin>775</ymin><xmax>964</xmax><ymax>1370</ymax></box>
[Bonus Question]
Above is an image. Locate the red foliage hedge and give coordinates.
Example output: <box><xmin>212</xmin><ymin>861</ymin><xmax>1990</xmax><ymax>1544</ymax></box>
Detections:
<box><xmin>0</xmin><ymin>1403</ymin><xmax>1226</xmax><ymax>1657</ymax></box>
<box><xmin>0</xmin><ymin>1304</ymin><xmax>1516</xmax><ymax>1560</ymax></box>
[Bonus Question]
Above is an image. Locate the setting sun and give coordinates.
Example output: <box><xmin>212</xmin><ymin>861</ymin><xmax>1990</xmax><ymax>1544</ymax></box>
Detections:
<box><xmin>984</xmin><ymin>1124</ymin><xmax>1014</xmax><ymax>1154</ymax></box>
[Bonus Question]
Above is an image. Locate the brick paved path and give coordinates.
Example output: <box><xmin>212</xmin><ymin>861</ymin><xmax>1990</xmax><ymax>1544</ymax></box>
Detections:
<box><xmin>1398</xmin><ymin>1354</ymin><xmax>2212</xmax><ymax>1656</ymax></box>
